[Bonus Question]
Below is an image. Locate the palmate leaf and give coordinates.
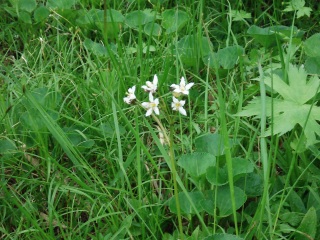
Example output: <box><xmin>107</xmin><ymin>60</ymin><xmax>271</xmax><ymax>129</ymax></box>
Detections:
<box><xmin>237</xmin><ymin>64</ymin><xmax>320</xmax><ymax>146</ymax></box>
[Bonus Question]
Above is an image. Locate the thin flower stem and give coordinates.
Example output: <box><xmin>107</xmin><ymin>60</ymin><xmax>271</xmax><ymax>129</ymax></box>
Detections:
<box><xmin>169</xmin><ymin>124</ymin><xmax>184</xmax><ymax>239</ymax></box>
<box><xmin>152</xmin><ymin>114</ymin><xmax>184</xmax><ymax>238</ymax></box>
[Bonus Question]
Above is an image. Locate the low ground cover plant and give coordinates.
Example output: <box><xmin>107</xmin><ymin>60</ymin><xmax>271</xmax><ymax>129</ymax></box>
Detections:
<box><xmin>1</xmin><ymin>0</ymin><xmax>320</xmax><ymax>239</ymax></box>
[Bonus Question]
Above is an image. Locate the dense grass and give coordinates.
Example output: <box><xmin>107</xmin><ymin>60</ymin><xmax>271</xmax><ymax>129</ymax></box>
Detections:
<box><xmin>1</xmin><ymin>0</ymin><xmax>320</xmax><ymax>239</ymax></box>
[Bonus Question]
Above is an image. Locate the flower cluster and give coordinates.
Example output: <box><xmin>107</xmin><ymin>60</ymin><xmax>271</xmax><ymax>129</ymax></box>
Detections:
<box><xmin>123</xmin><ymin>74</ymin><xmax>194</xmax><ymax>117</ymax></box>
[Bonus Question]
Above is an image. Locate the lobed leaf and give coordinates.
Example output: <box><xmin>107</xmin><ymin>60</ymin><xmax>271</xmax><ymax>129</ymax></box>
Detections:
<box><xmin>237</xmin><ymin>64</ymin><xmax>320</xmax><ymax>146</ymax></box>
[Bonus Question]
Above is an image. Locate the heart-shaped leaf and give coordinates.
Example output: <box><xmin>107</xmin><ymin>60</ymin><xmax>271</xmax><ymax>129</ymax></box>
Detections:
<box><xmin>168</xmin><ymin>191</ymin><xmax>204</xmax><ymax>215</ymax></box>
<box><xmin>195</xmin><ymin>133</ymin><xmax>234</xmax><ymax>156</ymax></box>
<box><xmin>162</xmin><ymin>9</ymin><xmax>188</xmax><ymax>34</ymax></box>
<box><xmin>177</xmin><ymin>152</ymin><xmax>216</xmax><ymax>178</ymax></box>
<box><xmin>201</xmin><ymin>186</ymin><xmax>247</xmax><ymax>217</ymax></box>
<box><xmin>304</xmin><ymin>33</ymin><xmax>320</xmax><ymax>58</ymax></box>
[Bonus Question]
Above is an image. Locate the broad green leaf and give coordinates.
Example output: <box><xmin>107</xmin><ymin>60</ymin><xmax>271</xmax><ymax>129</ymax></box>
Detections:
<box><xmin>177</xmin><ymin>152</ymin><xmax>216</xmax><ymax>178</ymax></box>
<box><xmin>204</xmin><ymin>233</ymin><xmax>244</xmax><ymax>240</ymax></box>
<box><xmin>294</xmin><ymin>207</ymin><xmax>317</xmax><ymax>240</ymax></box>
<box><xmin>307</xmin><ymin>185</ymin><xmax>320</xmax><ymax>211</ymax></box>
<box><xmin>34</xmin><ymin>6</ymin><xmax>50</xmax><ymax>22</ymax></box>
<box><xmin>237</xmin><ymin>64</ymin><xmax>320</xmax><ymax>146</ymax></box>
<box><xmin>20</xmin><ymin>87</ymin><xmax>61</xmax><ymax>130</ymax></box>
<box><xmin>304</xmin><ymin>33</ymin><xmax>320</xmax><ymax>58</ymax></box>
<box><xmin>168</xmin><ymin>191</ymin><xmax>204</xmax><ymax>215</ymax></box>
<box><xmin>47</xmin><ymin>0</ymin><xmax>77</xmax><ymax>9</ymax></box>
<box><xmin>21</xmin><ymin>109</ymin><xmax>58</xmax><ymax>130</ymax></box>
<box><xmin>195</xmin><ymin>133</ymin><xmax>234</xmax><ymax>156</ymax></box>
<box><xmin>174</xmin><ymin>35</ymin><xmax>212</xmax><ymax>67</ymax></box>
<box><xmin>76</xmin><ymin>9</ymin><xmax>99</xmax><ymax>28</ymax></box>
<box><xmin>235</xmin><ymin>173</ymin><xmax>263</xmax><ymax>197</ymax></box>
<box><xmin>204</xmin><ymin>46</ymin><xmax>244</xmax><ymax>70</ymax></box>
<box><xmin>188</xmin><ymin>226</ymin><xmax>206</xmax><ymax>240</ymax></box>
<box><xmin>83</xmin><ymin>38</ymin><xmax>108</xmax><ymax>57</ymax></box>
<box><xmin>144</xmin><ymin>22</ymin><xmax>161</xmax><ymax>36</ymax></box>
<box><xmin>305</xmin><ymin>57</ymin><xmax>320</xmax><ymax>74</ymax></box>
<box><xmin>125</xmin><ymin>10</ymin><xmax>155</xmax><ymax>29</ymax></box>
<box><xmin>23</xmin><ymin>87</ymin><xmax>62</xmax><ymax>109</ymax></box>
<box><xmin>0</xmin><ymin>139</ymin><xmax>17</xmax><ymax>154</ymax></box>
<box><xmin>62</xmin><ymin>127</ymin><xmax>95</xmax><ymax>152</ymax></box>
<box><xmin>83</xmin><ymin>39</ymin><xmax>117</xmax><ymax>57</ymax></box>
<box><xmin>216</xmin><ymin>186</ymin><xmax>246</xmax><ymax>216</ymax></box>
<box><xmin>206</xmin><ymin>166</ymin><xmax>228</xmax><ymax>185</ymax></box>
<box><xmin>201</xmin><ymin>186</ymin><xmax>247</xmax><ymax>217</ymax></box>
<box><xmin>288</xmin><ymin>191</ymin><xmax>306</xmax><ymax>213</ymax></box>
<box><xmin>99</xmin><ymin>121</ymin><xmax>126</xmax><ymax>138</ymax></box>
<box><xmin>142</xmin><ymin>44</ymin><xmax>156</xmax><ymax>53</ymax></box>
<box><xmin>77</xmin><ymin>139</ymin><xmax>95</xmax><ymax>148</ymax></box>
<box><xmin>232</xmin><ymin>157</ymin><xmax>254</xmax><ymax>176</ymax></box>
<box><xmin>206</xmin><ymin>158</ymin><xmax>253</xmax><ymax>186</ymax></box>
<box><xmin>94</xmin><ymin>9</ymin><xmax>124</xmax><ymax>38</ymax></box>
<box><xmin>162</xmin><ymin>9</ymin><xmax>188</xmax><ymax>34</ymax></box>
<box><xmin>280</xmin><ymin>212</ymin><xmax>304</xmax><ymax>227</ymax></box>
<box><xmin>18</xmin><ymin>11</ymin><xmax>32</xmax><ymax>24</ymax></box>
<box><xmin>247</xmin><ymin>25</ymin><xmax>304</xmax><ymax>48</ymax></box>
<box><xmin>76</xmin><ymin>9</ymin><xmax>124</xmax><ymax>28</ymax></box>
<box><xmin>18</xmin><ymin>0</ymin><xmax>37</xmax><ymax>13</ymax></box>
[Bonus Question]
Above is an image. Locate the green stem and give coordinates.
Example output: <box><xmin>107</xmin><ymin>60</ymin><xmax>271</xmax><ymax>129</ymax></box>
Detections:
<box><xmin>214</xmin><ymin>61</ymin><xmax>238</xmax><ymax>235</ymax></box>
<box><xmin>152</xmin><ymin>115</ymin><xmax>183</xmax><ymax>239</ymax></box>
<box><xmin>257</xmin><ymin>63</ymin><xmax>272</xmax><ymax>238</ymax></box>
<box><xmin>170</xmin><ymin>124</ymin><xmax>184</xmax><ymax>238</ymax></box>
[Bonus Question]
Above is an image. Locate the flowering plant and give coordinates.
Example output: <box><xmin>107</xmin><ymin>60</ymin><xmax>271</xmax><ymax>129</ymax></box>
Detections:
<box><xmin>124</xmin><ymin>74</ymin><xmax>194</xmax><ymax>117</ymax></box>
<box><xmin>123</xmin><ymin>73</ymin><xmax>194</xmax><ymax>235</ymax></box>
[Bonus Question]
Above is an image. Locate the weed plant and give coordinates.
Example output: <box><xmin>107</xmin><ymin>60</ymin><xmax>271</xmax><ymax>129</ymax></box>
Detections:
<box><xmin>1</xmin><ymin>0</ymin><xmax>320</xmax><ymax>239</ymax></box>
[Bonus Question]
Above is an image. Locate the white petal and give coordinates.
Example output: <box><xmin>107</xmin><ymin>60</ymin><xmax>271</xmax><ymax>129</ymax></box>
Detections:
<box><xmin>185</xmin><ymin>82</ymin><xmax>194</xmax><ymax>90</ymax></box>
<box><xmin>130</xmin><ymin>85</ymin><xmax>136</xmax><ymax>93</ymax></box>
<box><xmin>180</xmin><ymin>100</ymin><xmax>186</xmax><ymax>106</ymax></box>
<box><xmin>172</xmin><ymin>96</ymin><xmax>178</xmax><ymax>103</ymax></box>
<box><xmin>154</xmin><ymin>98</ymin><xmax>159</xmax><ymax>105</ymax></box>
<box><xmin>146</xmin><ymin>108</ymin><xmax>153</xmax><ymax>116</ymax></box>
<box><xmin>124</xmin><ymin>97</ymin><xmax>130</xmax><ymax>104</ymax></box>
<box><xmin>171</xmin><ymin>102</ymin><xmax>175</xmax><ymax>109</ymax></box>
<box><xmin>179</xmin><ymin>107</ymin><xmax>187</xmax><ymax>116</ymax></box>
<box><xmin>141</xmin><ymin>102</ymin><xmax>149</xmax><ymax>108</ymax></box>
<box><xmin>153</xmin><ymin>74</ymin><xmax>158</xmax><ymax>85</ymax></box>
<box><xmin>149</xmin><ymin>93</ymin><xmax>154</xmax><ymax>101</ymax></box>
<box><xmin>180</xmin><ymin>77</ymin><xmax>186</xmax><ymax>86</ymax></box>
<box><xmin>154</xmin><ymin>107</ymin><xmax>160</xmax><ymax>115</ymax></box>
<box><xmin>171</xmin><ymin>84</ymin><xmax>179</xmax><ymax>89</ymax></box>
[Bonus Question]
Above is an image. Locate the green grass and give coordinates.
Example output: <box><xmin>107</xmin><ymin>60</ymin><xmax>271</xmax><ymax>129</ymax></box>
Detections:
<box><xmin>1</xmin><ymin>0</ymin><xmax>320</xmax><ymax>239</ymax></box>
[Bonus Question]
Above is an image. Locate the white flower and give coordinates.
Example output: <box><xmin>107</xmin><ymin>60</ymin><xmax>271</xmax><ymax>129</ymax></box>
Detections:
<box><xmin>123</xmin><ymin>86</ymin><xmax>136</xmax><ymax>104</ymax></box>
<box><xmin>141</xmin><ymin>93</ymin><xmax>160</xmax><ymax>116</ymax></box>
<box><xmin>170</xmin><ymin>77</ymin><xmax>194</xmax><ymax>96</ymax></box>
<box><xmin>142</xmin><ymin>74</ymin><xmax>158</xmax><ymax>93</ymax></box>
<box><xmin>171</xmin><ymin>97</ymin><xmax>187</xmax><ymax>116</ymax></box>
